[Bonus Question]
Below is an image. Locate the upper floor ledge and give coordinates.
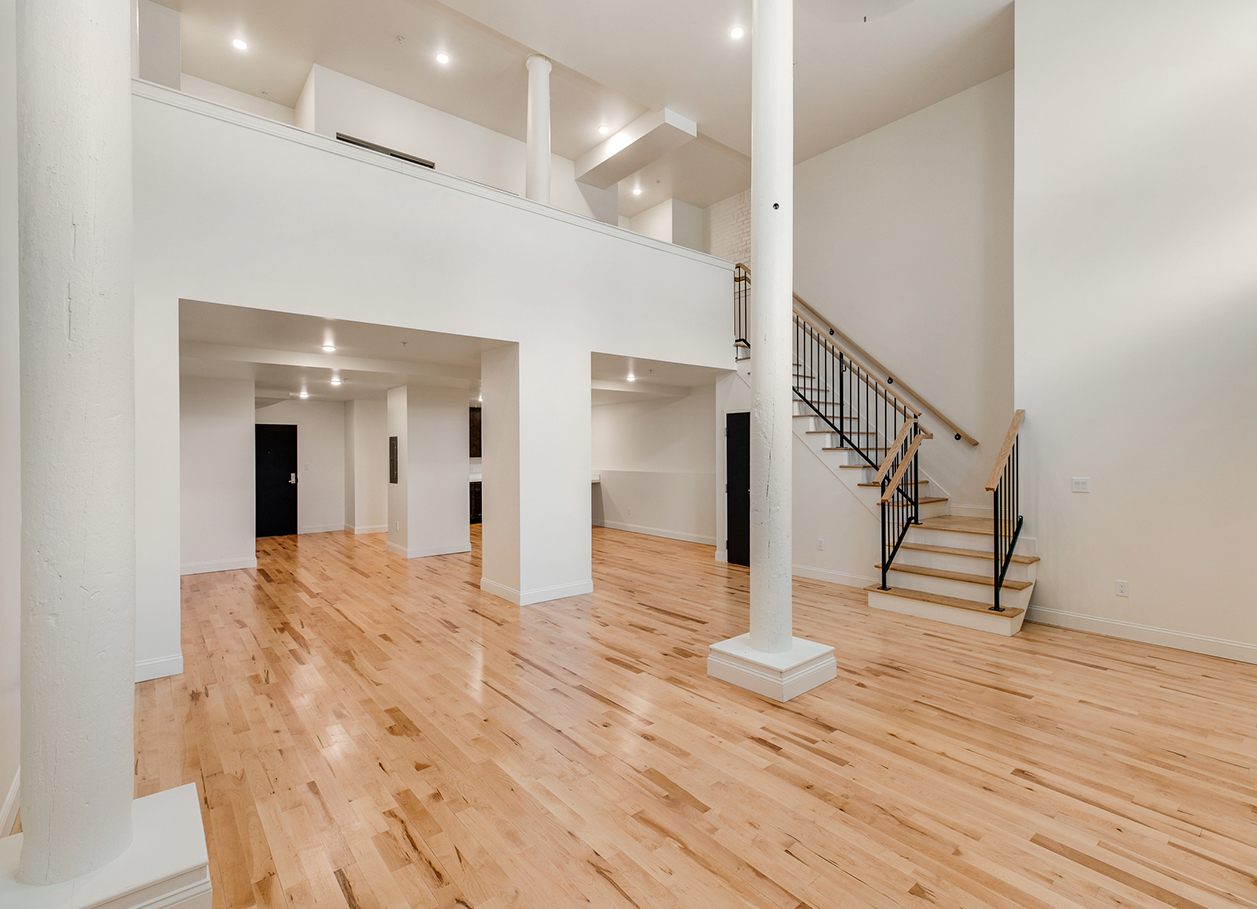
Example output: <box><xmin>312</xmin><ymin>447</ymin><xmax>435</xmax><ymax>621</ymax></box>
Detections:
<box><xmin>131</xmin><ymin>78</ymin><xmax>733</xmax><ymax>274</ymax></box>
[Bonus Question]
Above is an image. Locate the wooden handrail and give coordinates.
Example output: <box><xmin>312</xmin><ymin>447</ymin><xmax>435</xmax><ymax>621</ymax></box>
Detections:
<box><xmin>985</xmin><ymin>410</ymin><xmax>1025</xmax><ymax>492</ymax></box>
<box><xmin>735</xmin><ymin>264</ymin><xmax>978</xmax><ymax>446</ymax></box>
<box><xmin>873</xmin><ymin>419</ymin><xmax>932</xmax><ymax>484</ymax></box>
<box><xmin>880</xmin><ymin>435</ymin><xmax>927</xmax><ymax>504</ymax></box>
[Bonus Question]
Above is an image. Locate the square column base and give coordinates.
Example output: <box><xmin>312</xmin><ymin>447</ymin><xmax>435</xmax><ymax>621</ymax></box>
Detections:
<box><xmin>0</xmin><ymin>784</ymin><xmax>210</xmax><ymax>908</ymax></box>
<box><xmin>708</xmin><ymin>634</ymin><xmax>837</xmax><ymax>702</ymax></box>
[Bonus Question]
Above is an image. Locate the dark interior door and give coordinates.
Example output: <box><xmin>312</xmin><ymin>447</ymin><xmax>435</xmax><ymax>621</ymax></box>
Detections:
<box><xmin>726</xmin><ymin>412</ymin><xmax>750</xmax><ymax>566</ymax></box>
<box><xmin>256</xmin><ymin>424</ymin><xmax>298</xmax><ymax>537</ymax></box>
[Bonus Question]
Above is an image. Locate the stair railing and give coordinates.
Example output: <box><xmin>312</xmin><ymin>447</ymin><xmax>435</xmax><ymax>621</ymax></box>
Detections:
<box><xmin>876</xmin><ymin>419</ymin><xmax>932</xmax><ymax>589</ymax></box>
<box><xmin>733</xmin><ymin>263</ymin><xmax>978</xmax><ymax>446</ymax></box>
<box><xmin>985</xmin><ymin>410</ymin><xmax>1026</xmax><ymax>612</ymax></box>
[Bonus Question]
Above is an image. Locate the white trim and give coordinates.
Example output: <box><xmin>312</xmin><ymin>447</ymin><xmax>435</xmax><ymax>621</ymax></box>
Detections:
<box><xmin>180</xmin><ymin>556</ymin><xmax>256</xmax><ymax>576</ymax></box>
<box><xmin>299</xmin><ymin>523</ymin><xmax>346</xmax><ymax>534</ymax></box>
<box><xmin>707</xmin><ymin>634</ymin><xmax>838</xmax><ymax>702</ymax></box>
<box><xmin>136</xmin><ymin>654</ymin><xmax>184</xmax><ymax>683</ymax></box>
<box><xmin>345</xmin><ymin>524</ymin><xmax>388</xmax><ymax>534</ymax></box>
<box><xmin>594</xmin><ymin>520</ymin><xmax>716</xmax><ymax>546</ymax></box>
<box><xmin>131</xmin><ymin>79</ymin><xmax>732</xmax><ymax>272</ymax></box>
<box><xmin>387</xmin><ymin>541</ymin><xmax>470</xmax><ymax>559</ymax></box>
<box><xmin>479</xmin><ymin>577</ymin><xmax>595</xmax><ymax>606</ymax></box>
<box><xmin>1026</xmin><ymin>606</ymin><xmax>1257</xmax><ymax>665</ymax></box>
<box><xmin>792</xmin><ymin>564</ymin><xmax>877</xmax><ymax>588</ymax></box>
<box><xmin>1</xmin><ymin>769</ymin><xmax>17</xmax><ymax>839</ymax></box>
<box><xmin>715</xmin><ymin>549</ymin><xmax>728</xmax><ymax>564</ymax></box>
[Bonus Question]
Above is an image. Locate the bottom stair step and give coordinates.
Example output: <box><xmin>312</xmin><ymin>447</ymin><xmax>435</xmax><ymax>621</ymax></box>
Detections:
<box><xmin>864</xmin><ymin>584</ymin><xmax>1026</xmax><ymax>636</ymax></box>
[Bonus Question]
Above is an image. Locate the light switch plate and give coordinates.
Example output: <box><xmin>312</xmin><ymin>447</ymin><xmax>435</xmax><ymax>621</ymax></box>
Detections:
<box><xmin>1072</xmin><ymin>477</ymin><xmax>1090</xmax><ymax>493</ymax></box>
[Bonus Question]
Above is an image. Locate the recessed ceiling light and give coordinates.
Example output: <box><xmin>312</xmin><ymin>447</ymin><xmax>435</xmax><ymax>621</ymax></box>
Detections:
<box><xmin>435</xmin><ymin>52</ymin><xmax>450</xmax><ymax>65</ymax></box>
<box><xmin>478</xmin><ymin>395</ymin><xmax>483</xmax><ymax>403</ymax></box>
<box><xmin>232</xmin><ymin>37</ymin><xmax>248</xmax><ymax>51</ymax></box>
<box><xmin>322</xmin><ymin>344</ymin><xmax>336</xmax><ymax>352</ymax></box>
<box><xmin>599</xmin><ymin>125</ymin><xmax>610</xmax><ymax>135</ymax></box>
<box><xmin>626</xmin><ymin>374</ymin><xmax>636</xmax><ymax>382</ymax></box>
<box><xmin>330</xmin><ymin>377</ymin><xmax>342</xmax><ymax>385</ymax></box>
<box><xmin>632</xmin><ymin>187</ymin><xmax>642</xmax><ymax>196</ymax></box>
<box><xmin>299</xmin><ymin>391</ymin><xmax>309</xmax><ymax>398</ymax></box>
<box><xmin>730</xmin><ymin>26</ymin><xmax>745</xmax><ymax>40</ymax></box>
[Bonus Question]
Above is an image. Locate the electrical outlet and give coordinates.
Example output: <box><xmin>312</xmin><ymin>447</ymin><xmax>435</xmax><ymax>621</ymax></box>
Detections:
<box><xmin>1116</xmin><ymin>580</ymin><xmax>1129</xmax><ymax>597</ymax></box>
<box><xmin>395</xmin><ymin>521</ymin><xmax>400</xmax><ymax>531</ymax></box>
<box><xmin>304</xmin><ymin>463</ymin><xmax>311</xmax><ymax>471</ymax></box>
<box><xmin>1072</xmin><ymin>477</ymin><xmax>1090</xmax><ymax>493</ymax></box>
<box><xmin>817</xmin><ymin>538</ymin><xmax>824</xmax><ymax>551</ymax></box>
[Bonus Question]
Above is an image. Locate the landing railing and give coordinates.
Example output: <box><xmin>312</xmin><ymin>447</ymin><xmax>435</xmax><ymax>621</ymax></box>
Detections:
<box><xmin>986</xmin><ymin>410</ymin><xmax>1025</xmax><ymax>612</ymax></box>
<box><xmin>734</xmin><ymin>263</ymin><xmax>751</xmax><ymax>358</ymax></box>
<box><xmin>876</xmin><ymin>420</ymin><xmax>932</xmax><ymax>589</ymax></box>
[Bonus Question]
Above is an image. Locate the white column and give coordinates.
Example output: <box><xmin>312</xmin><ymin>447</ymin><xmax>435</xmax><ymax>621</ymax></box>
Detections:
<box><xmin>16</xmin><ymin>0</ymin><xmax>137</xmax><ymax>884</ymax></box>
<box><xmin>706</xmin><ymin>0</ymin><xmax>836</xmax><ymax>702</ymax></box>
<box><xmin>525</xmin><ymin>54</ymin><xmax>551</xmax><ymax>204</ymax></box>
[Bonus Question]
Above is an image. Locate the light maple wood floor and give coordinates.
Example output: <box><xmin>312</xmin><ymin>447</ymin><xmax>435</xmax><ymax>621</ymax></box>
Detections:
<box><xmin>135</xmin><ymin>526</ymin><xmax>1257</xmax><ymax>909</ymax></box>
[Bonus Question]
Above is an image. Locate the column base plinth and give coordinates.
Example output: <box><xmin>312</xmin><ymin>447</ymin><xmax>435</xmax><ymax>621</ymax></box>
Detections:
<box><xmin>707</xmin><ymin>634</ymin><xmax>837</xmax><ymax>702</ymax></box>
<box><xmin>0</xmin><ymin>784</ymin><xmax>210</xmax><ymax>908</ymax></box>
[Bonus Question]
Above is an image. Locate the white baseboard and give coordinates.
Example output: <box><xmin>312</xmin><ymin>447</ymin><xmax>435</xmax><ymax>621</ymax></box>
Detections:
<box><xmin>299</xmin><ymin>523</ymin><xmax>345</xmax><ymax>534</ymax></box>
<box><xmin>136</xmin><ymin>654</ymin><xmax>184</xmax><ymax>683</ymax></box>
<box><xmin>386</xmin><ymin>541</ymin><xmax>470</xmax><ymax>559</ymax></box>
<box><xmin>1</xmin><ymin>769</ymin><xmax>17</xmax><ymax>839</ymax></box>
<box><xmin>345</xmin><ymin>524</ymin><xmax>387</xmax><ymax>534</ymax></box>
<box><xmin>0</xmin><ymin>783</ymin><xmax>210</xmax><ymax>907</ymax></box>
<box><xmin>594</xmin><ymin>520</ymin><xmax>716</xmax><ymax>546</ymax></box>
<box><xmin>715</xmin><ymin>549</ymin><xmax>728</xmax><ymax>564</ymax></box>
<box><xmin>480</xmin><ymin>577</ymin><xmax>595</xmax><ymax>606</ymax></box>
<box><xmin>792</xmin><ymin>564</ymin><xmax>877</xmax><ymax>588</ymax></box>
<box><xmin>1026</xmin><ymin>606</ymin><xmax>1257</xmax><ymax>665</ymax></box>
<box><xmin>708</xmin><ymin>634</ymin><xmax>838</xmax><ymax>702</ymax></box>
<box><xmin>180</xmin><ymin>556</ymin><xmax>256</xmax><ymax>576</ymax></box>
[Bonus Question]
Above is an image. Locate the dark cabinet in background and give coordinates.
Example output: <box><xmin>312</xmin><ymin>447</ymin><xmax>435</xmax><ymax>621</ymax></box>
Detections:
<box><xmin>469</xmin><ymin>407</ymin><xmax>482</xmax><ymax>458</ymax></box>
<box><xmin>470</xmin><ymin>481</ymin><xmax>482</xmax><ymax>524</ymax></box>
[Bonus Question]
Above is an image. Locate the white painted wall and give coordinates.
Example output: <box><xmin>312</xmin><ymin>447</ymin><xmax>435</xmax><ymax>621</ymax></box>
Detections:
<box><xmin>132</xmin><ymin>82</ymin><xmax>729</xmax><ymax>642</ymax></box>
<box><xmin>794</xmin><ymin>71</ymin><xmax>1014</xmax><ymax>512</ymax></box>
<box><xmin>0</xmin><ymin>0</ymin><xmax>21</xmax><ymax>837</ymax></box>
<box><xmin>344</xmin><ymin>399</ymin><xmax>388</xmax><ymax>533</ymax></box>
<box><xmin>1015</xmin><ymin>0</ymin><xmax>1257</xmax><ymax>663</ymax></box>
<box><xmin>255</xmin><ymin>399</ymin><xmax>346</xmax><ymax>534</ymax></box>
<box><xmin>136</xmin><ymin>0</ymin><xmax>179</xmax><ymax>90</ymax></box>
<box><xmin>386</xmin><ymin>387</ymin><xmax>408</xmax><ymax>551</ymax></box>
<box><xmin>298</xmin><ymin>64</ymin><xmax>617</xmax><ymax>224</ymax></box>
<box><xmin>628</xmin><ymin>198</ymin><xmax>703</xmax><ymax>251</ymax></box>
<box><xmin>591</xmin><ymin>386</ymin><xmax>717</xmax><ymax>544</ymax></box>
<box><xmin>181</xmin><ymin>74</ymin><xmax>295</xmax><ymax>126</ymax></box>
<box><xmin>180</xmin><ymin>377</ymin><xmax>256</xmax><ymax>575</ymax></box>
<box><xmin>387</xmin><ymin>385</ymin><xmax>470</xmax><ymax>559</ymax></box>
<box><xmin>704</xmin><ymin>188</ymin><xmax>750</xmax><ymax>265</ymax></box>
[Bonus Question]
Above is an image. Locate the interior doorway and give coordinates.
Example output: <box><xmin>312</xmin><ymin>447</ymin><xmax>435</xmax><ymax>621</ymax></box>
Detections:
<box><xmin>256</xmin><ymin>424</ymin><xmax>298</xmax><ymax>537</ymax></box>
<box><xmin>726</xmin><ymin>411</ymin><xmax>750</xmax><ymax>566</ymax></box>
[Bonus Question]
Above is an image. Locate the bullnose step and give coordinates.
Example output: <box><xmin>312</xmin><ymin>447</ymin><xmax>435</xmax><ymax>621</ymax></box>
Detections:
<box><xmin>900</xmin><ymin>541</ymin><xmax>1039</xmax><ymax>564</ymax></box>
<box><xmin>874</xmin><ymin>562</ymin><xmax>1031</xmax><ymax>590</ymax></box>
<box><xmin>864</xmin><ymin>584</ymin><xmax>1025</xmax><ymax>620</ymax></box>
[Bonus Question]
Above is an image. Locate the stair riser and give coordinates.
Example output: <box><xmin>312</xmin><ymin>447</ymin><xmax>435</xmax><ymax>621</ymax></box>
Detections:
<box><xmin>866</xmin><ymin>589</ymin><xmax>1026</xmax><ymax>636</ymax></box>
<box><xmin>882</xmin><ymin>570</ymin><xmax>1032</xmax><ymax>610</ymax></box>
<box><xmin>905</xmin><ymin>526</ymin><xmax>1032</xmax><ymax>556</ymax></box>
<box><xmin>897</xmin><ymin>551</ymin><xmax>1038</xmax><ymax>584</ymax></box>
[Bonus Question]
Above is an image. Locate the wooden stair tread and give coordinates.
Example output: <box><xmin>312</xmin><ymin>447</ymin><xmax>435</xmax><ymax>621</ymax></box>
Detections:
<box><xmin>864</xmin><ymin>584</ymin><xmax>1025</xmax><ymax>619</ymax></box>
<box><xmin>914</xmin><ymin>497</ymin><xmax>948</xmax><ymax>505</ymax></box>
<box><xmin>859</xmin><ymin>480</ymin><xmax>928</xmax><ymax>487</ymax></box>
<box><xmin>793</xmin><ymin>413</ymin><xmax>858</xmax><ymax>420</ymax></box>
<box><xmin>901</xmin><ymin>541</ymin><xmax>1039</xmax><ymax>564</ymax></box>
<box><xmin>875</xmin><ymin>562</ymin><xmax>1032</xmax><ymax>590</ymax></box>
<box><xmin>915</xmin><ymin>516</ymin><xmax>999</xmax><ymax>536</ymax></box>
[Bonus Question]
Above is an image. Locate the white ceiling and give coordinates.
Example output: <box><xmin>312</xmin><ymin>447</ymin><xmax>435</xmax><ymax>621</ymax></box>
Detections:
<box><xmin>160</xmin><ymin>0</ymin><xmax>1012</xmax><ymax>217</ymax></box>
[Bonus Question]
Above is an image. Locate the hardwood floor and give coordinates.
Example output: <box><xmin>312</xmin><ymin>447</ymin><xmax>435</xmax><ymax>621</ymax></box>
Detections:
<box><xmin>136</xmin><ymin>527</ymin><xmax>1257</xmax><ymax>909</ymax></box>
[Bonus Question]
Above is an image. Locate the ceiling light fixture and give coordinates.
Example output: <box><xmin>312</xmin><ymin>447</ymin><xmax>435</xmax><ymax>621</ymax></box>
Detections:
<box><xmin>626</xmin><ymin>374</ymin><xmax>636</xmax><ymax>382</ymax></box>
<box><xmin>730</xmin><ymin>26</ymin><xmax>745</xmax><ymax>39</ymax></box>
<box><xmin>330</xmin><ymin>377</ymin><xmax>342</xmax><ymax>386</ymax></box>
<box><xmin>632</xmin><ymin>187</ymin><xmax>642</xmax><ymax>196</ymax></box>
<box><xmin>299</xmin><ymin>391</ymin><xmax>309</xmax><ymax>398</ymax></box>
<box><xmin>232</xmin><ymin>37</ymin><xmax>248</xmax><ymax>50</ymax></box>
<box><xmin>435</xmin><ymin>52</ymin><xmax>450</xmax><ymax>65</ymax></box>
<box><xmin>322</xmin><ymin>344</ymin><xmax>336</xmax><ymax>352</ymax></box>
<box><xmin>599</xmin><ymin>125</ymin><xmax>610</xmax><ymax>135</ymax></box>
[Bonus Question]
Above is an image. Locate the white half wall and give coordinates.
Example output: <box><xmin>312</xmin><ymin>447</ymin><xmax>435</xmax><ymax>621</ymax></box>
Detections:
<box><xmin>386</xmin><ymin>385</ymin><xmax>470</xmax><ymax>558</ymax></box>
<box><xmin>591</xmin><ymin>386</ymin><xmax>717</xmax><ymax>544</ymax></box>
<box><xmin>0</xmin><ymin>0</ymin><xmax>20</xmax><ymax>835</ymax></box>
<box><xmin>180</xmin><ymin>377</ymin><xmax>256</xmax><ymax>575</ymax></box>
<box><xmin>298</xmin><ymin>64</ymin><xmax>618</xmax><ymax>225</ymax></box>
<box><xmin>344</xmin><ymin>398</ymin><xmax>389</xmax><ymax>533</ymax></box>
<box><xmin>793</xmin><ymin>71</ymin><xmax>1014</xmax><ymax>511</ymax></box>
<box><xmin>256</xmin><ymin>399</ymin><xmax>346</xmax><ymax>534</ymax></box>
<box><xmin>1015</xmin><ymin>0</ymin><xmax>1257</xmax><ymax>663</ymax></box>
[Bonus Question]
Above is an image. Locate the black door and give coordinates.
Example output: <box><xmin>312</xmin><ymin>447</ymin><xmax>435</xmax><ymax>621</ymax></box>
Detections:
<box><xmin>726</xmin><ymin>412</ymin><xmax>750</xmax><ymax>566</ymax></box>
<box><xmin>256</xmin><ymin>424</ymin><xmax>298</xmax><ymax>537</ymax></box>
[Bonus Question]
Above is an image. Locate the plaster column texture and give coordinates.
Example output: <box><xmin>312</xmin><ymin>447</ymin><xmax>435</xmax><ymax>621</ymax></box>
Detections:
<box><xmin>748</xmin><ymin>0</ymin><xmax>794</xmax><ymax>654</ymax></box>
<box><xmin>17</xmin><ymin>0</ymin><xmax>137</xmax><ymax>885</ymax></box>
<box><xmin>525</xmin><ymin>54</ymin><xmax>551</xmax><ymax>205</ymax></box>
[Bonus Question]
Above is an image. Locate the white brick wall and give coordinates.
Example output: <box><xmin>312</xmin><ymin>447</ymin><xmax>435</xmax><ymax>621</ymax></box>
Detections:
<box><xmin>703</xmin><ymin>189</ymin><xmax>751</xmax><ymax>266</ymax></box>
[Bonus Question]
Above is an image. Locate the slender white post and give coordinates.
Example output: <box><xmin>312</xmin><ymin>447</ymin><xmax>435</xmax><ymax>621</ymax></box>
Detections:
<box><xmin>525</xmin><ymin>54</ymin><xmax>552</xmax><ymax>204</ymax></box>
<box><xmin>17</xmin><ymin>0</ymin><xmax>137</xmax><ymax>884</ymax></box>
<box><xmin>748</xmin><ymin>0</ymin><xmax>794</xmax><ymax>654</ymax></box>
<box><xmin>706</xmin><ymin>0</ymin><xmax>836</xmax><ymax>701</ymax></box>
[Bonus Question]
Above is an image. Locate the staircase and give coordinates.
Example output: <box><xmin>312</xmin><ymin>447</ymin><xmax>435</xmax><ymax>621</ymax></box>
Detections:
<box><xmin>735</xmin><ymin>264</ymin><xmax>1037</xmax><ymax>636</ymax></box>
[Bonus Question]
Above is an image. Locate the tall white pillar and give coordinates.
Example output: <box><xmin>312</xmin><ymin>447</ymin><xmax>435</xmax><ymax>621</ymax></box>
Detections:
<box><xmin>525</xmin><ymin>54</ymin><xmax>551</xmax><ymax>205</ymax></box>
<box><xmin>707</xmin><ymin>0</ymin><xmax>836</xmax><ymax>702</ymax></box>
<box><xmin>16</xmin><ymin>0</ymin><xmax>137</xmax><ymax>884</ymax></box>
